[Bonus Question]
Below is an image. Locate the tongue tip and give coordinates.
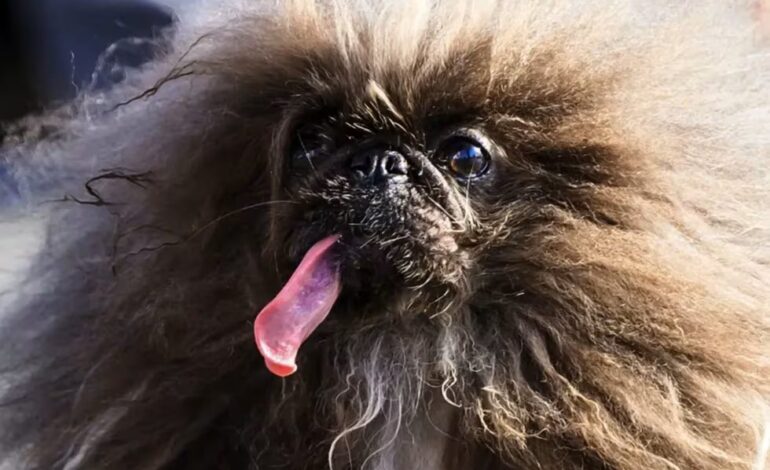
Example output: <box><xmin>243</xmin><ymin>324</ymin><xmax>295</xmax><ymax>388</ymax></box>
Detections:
<box><xmin>264</xmin><ymin>359</ymin><xmax>297</xmax><ymax>377</ymax></box>
<box><xmin>254</xmin><ymin>333</ymin><xmax>300</xmax><ymax>377</ymax></box>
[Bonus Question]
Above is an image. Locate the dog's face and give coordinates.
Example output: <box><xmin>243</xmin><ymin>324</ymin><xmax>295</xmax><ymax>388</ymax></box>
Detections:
<box><xmin>251</xmin><ymin>43</ymin><xmax>627</xmax><ymax>330</ymax></box>
<box><xmin>250</xmin><ymin>35</ymin><xmax>624</xmax><ymax>324</ymax></box>
<box><xmin>279</xmin><ymin>88</ymin><xmax>485</xmax><ymax>299</ymax></box>
<box><xmin>231</xmin><ymin>12</ymin><xmax>650</xmax><ymax>378</ymax></box>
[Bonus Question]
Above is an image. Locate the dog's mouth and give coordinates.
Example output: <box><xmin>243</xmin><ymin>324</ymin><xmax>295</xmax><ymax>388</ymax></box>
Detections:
<box><xmin>252</xmin><ymin>228</ymin><xmax>463</xmax><ymax>378</ymax></box>
<box><xmin>253</xmin><ymin>190</ymin><xmax>467</xmax><ymax>377</ymax></box>
<box><xmin>252</xmin><ymin>232</ymin><xmax>410</xmax><ymax>378</ymax></box>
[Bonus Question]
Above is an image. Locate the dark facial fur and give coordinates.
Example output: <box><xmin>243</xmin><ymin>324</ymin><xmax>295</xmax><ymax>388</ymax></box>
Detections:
<box><xmin>1</xmin><ymin>1</ymin><xmax>769</xmax><ymax>470</ymax></box>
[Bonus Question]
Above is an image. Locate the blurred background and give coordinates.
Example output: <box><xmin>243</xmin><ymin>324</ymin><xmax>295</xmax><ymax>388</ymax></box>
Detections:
<box><xmin>0</xmin><ymin>0</ymin><xmax>184</xmax><ymax>294</ymax></box>
<box><xmin>0</xmin><ymin>0</ymin><xmax>179</xmax><ymax>143</ymax></box>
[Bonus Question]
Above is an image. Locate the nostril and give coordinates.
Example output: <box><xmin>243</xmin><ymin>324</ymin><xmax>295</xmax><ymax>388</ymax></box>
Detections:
<box><xmin>349</xmin><ymin>152</ymin><xmax>377</xmax><ymax>178</ymax></box>
<box><xmin>381</xmin><ymin>151</ymin><xmax>409</xmax><ymax>176</ymax></box>
<box><xmin>349</xmin><ymin>148</ymin><xmax>410</xmax><ymax>182</ymax></box>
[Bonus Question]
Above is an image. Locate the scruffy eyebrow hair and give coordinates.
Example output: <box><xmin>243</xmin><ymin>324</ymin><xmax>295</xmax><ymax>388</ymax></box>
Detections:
<box><xmin>365</xmin><ymin>79</ymin><xmax>405</xmax><ymax>123</ymax></box>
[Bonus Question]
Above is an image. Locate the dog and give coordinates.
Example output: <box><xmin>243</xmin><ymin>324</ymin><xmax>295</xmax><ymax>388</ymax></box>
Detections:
<box><xmin>1</xmin><ymin>1</ymin><xmax>769</xmax><ymax>469</ymax></box>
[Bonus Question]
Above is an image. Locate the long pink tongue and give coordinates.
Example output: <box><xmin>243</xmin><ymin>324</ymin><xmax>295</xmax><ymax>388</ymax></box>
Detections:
<box><xmin>254</xmin><ymin>235</ymin><xmax>342</xmax><ymax>377</ymax></box>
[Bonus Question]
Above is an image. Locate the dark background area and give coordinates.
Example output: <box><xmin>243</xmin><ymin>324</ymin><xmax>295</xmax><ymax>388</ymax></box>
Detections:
<box><xmin>0</xmin><ymin>0</ymin><xmax>174</xmax><ymax>141</ymax></box>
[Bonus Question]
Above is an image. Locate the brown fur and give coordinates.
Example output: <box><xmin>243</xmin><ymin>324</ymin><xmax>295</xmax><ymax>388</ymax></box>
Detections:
<box><xmin>1</xmin><ymin>1</ymin><xmax>769</xmax><ymax>469</ymax></box>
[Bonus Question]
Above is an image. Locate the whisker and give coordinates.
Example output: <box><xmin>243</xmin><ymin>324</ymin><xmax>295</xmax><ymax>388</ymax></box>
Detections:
<box><xmin>297</xmin><ymin>134</ymin><xmax>318</xmax><ymax>176</ymax></box>
<box><xmin>359</xmin><ymin>236</ymin><xmax>377</xmax><ymax>249</ymax></box>
<box><xmin>423</xmin><ymin>194</ymin><xmax>459</xmax><ymax>224</ymax></box>
<box><xmin>192</xmin><ymin>199</ymin><xmax>298</xmax><ymax>234</ymax></box>
<box><xmin>378</xmin><ymin>234</ymin><xmax>409</xmax><ymax>247</ymax></box>
<box><xmin>118</xmin><ymin>199</ymin><xmax>297</xmax><ymax>261</ymax></box>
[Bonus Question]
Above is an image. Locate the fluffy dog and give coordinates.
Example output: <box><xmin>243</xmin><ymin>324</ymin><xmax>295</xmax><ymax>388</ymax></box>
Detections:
<box><xmin>1</xmin><ymin>1</ymin><xmax>769</xmax><ymax>469</ymax></box>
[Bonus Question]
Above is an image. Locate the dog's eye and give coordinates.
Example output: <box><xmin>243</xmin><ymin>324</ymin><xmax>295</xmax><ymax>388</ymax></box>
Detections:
<box><xmin>289</xmin><ymin>125</ymin><xmax>332</xmax><ymax>171</ymax></box>
<box><xmin>435</xmin><ymin>137</ymin><xmax>490</xmax><ymax>180</ymax></box>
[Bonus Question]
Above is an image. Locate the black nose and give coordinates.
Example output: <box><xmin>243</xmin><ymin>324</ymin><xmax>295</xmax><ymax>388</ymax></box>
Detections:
<box><xmin>350</xmin><ymin>149</ymin><xmax>409</xmax><ymax>183</ymax></box>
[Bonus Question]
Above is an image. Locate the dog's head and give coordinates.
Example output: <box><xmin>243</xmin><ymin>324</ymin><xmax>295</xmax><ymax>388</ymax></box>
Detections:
<box><xmin>211</xmin><ymin>3</ymin><xmax>647</xmax><ymax>378</ymax></box>
<box><xmin>225</xmin><ymin>3</ymin><xmax>640</xmax><ymax>312</ymax></box>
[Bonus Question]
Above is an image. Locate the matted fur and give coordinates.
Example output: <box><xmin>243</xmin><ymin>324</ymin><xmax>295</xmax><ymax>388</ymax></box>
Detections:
<box><xmin>1</xmin><ymin>1</ymin><xmax>769</xmax><ymax>469</ymax></box>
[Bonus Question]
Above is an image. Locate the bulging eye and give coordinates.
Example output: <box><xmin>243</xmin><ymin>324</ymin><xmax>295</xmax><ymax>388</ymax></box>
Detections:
<box><xmin>435</xmin><ymin>136</ymin><xmax>491</xmax><ymax>180</ymax></box>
